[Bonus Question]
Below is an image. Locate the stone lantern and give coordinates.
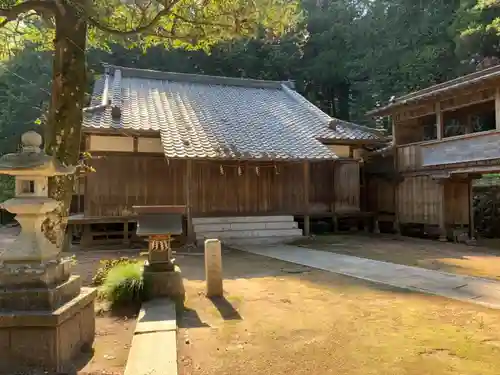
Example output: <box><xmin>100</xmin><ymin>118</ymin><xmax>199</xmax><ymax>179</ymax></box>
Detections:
<box><xmin>0</xmin><ymin>131</ymin><xmax>96</xmax><ymax>373</ymax></box>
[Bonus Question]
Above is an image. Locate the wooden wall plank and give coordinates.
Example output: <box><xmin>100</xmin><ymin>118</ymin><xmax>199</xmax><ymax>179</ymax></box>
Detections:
<box><xmin>334</xmin><ymin>161</ymin><xmax>360</xmax><ymax>212</ymax></box>
<box><xmin>85</xmin><ymin>156</ymin><xmax>353</xmax><ymax>217</ymax></box>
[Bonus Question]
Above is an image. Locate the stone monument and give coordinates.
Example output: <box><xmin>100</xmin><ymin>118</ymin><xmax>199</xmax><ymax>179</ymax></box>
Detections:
<box><xmin>0</xmin><ymin>131</ymin><xmax>96</xmax><ymax>373</ymax></box>
<box><xmin>205</xmin><ymin>239</ymin><xmax>223</xmax><ymax>297</ymax></box>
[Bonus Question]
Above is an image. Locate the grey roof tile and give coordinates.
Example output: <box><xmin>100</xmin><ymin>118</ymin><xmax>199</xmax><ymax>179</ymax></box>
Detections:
<box><xmin>83</xmin><ymin>66</ymin><xmax>384</xmax><ymax>160</ymax></box>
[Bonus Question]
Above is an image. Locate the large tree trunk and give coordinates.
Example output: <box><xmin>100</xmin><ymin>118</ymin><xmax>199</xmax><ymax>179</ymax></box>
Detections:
<box><xmin>42</xmin><ymin>1</ymin><xmax>87</xmax><ymax>251</ymax></box>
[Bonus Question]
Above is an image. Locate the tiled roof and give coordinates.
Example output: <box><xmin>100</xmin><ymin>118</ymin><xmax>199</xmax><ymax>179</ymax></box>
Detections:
<box><xmin>83</xmin><ymin>65</ymin><xmax>384</xmax><ymax>160</ymax></box>
<box><xmin>368</xmin><ymin>64</ymin><xmax>500</xmax><ymax>117</ymax></box>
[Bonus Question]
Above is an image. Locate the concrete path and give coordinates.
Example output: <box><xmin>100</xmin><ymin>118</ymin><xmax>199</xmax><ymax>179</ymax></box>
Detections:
<box><xmin>236</xmin><ymin>244</ymin><xmax>500</xmax><ymax>310</ymax></box>
<box><xmin>124</xmin><ymin>298</ymin><xmax>178</xmax><ymax>375</ymax></box>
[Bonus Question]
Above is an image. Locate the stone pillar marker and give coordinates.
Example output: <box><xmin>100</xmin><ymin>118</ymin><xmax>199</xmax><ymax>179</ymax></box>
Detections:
<box><xmin>0</xmin><ymin>131</ymin><xmax>96</xmax><ymax>373</ymax></box>
<box><xmin>205</xmin><ymin>239</ymin><xmax>223</xmax><ymax>297</ymax></box>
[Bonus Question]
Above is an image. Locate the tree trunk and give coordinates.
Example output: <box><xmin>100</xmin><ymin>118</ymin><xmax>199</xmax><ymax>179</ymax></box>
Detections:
<box><xmin>336</xmin><ymin>82</ymin><xmax>350</xmax><ymax>121</ymax></box>
<box><xmin>42</xmin><ymin>1</ymin><xmax>87</xmax><ymax>251</ymax></box>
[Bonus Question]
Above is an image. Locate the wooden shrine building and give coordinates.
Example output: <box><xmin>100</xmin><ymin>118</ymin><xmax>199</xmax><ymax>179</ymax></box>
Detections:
<box><xmin>74</xmin><ymin>65</ymin><xmax>386</xmax><ymax>246</ymax></box>
<box><xmin>366</xmin><ymin>64</ymin><xmax>500</xmax><ymax>240</ymax></box>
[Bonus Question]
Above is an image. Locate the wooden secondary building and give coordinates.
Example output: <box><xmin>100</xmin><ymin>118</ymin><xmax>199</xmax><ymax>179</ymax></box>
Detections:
<box><xmin>366</xmin><ymin>64</ymin><xmax>500</xmax><ymax>240</ymax></box>
<box><xmin>74</xmin><ymin>65</ymin><xmax>386</xmax><ymax>246</ymax></box>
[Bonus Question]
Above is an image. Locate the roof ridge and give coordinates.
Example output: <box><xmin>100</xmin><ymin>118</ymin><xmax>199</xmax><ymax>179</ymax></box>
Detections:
<box><xmin>333</xmin><ymin>118</ymin><xmax>386</xmax><ymax>136</ymax></box>
<box><xmin>82</xmin><ymin>73</ymin><xmax>111</xmax><ymax>114</ymax></box>
<box><xmin>280</xmin><ymin>83</ymin><xmax>335</xmax><ymax>127</ymax></box>
<box><xmin>103</xmin><ymin>64</ymin><xmax>294</xmax><ymax>90</ymax></box>
<box><xmin>280</xmin><ymin>83</ymin><xmax>385</xmax><ymax>137</ymax></box>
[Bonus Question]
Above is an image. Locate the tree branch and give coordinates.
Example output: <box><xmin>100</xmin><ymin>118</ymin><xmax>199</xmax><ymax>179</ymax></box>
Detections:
<box><xmin>0</xmin><ymin>0</ymin><xmax>56</xmax><ymax>25</ymax></box>
<box><xmin>170</xmin><ymin>12</ymin><xmax>233</xmax><ymax>29</ymax></box>
<box><xmin>72</xmin><ymin>0</ymin><xmax>181</xmax><ymax>36</ymax></box>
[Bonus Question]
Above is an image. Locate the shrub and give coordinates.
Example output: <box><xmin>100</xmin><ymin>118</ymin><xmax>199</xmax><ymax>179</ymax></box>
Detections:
<box><xmin>92</xmin><ymin>257</ymin><xmax>137</xmax><ymax>286</ymax></box>
<box><xmin>99</xmin><ymin>262</ymin><xmax>147</xmax><ymax>306</ymax></box>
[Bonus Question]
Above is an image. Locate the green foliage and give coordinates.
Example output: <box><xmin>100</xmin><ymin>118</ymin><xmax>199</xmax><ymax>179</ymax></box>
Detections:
<box><xmin>0</xmin><ymin>0</ymin><xmax>301</xmax><ymax>58</ymax></box>
<box><xmin>0</xmin><ymin>46</ymin><xmax>51</xmax><ymax>153</ymax></box>
<box><xmin>453</xmin><ymin>0</ymin><xmax>500</xmax><ymax>62</ymax></box>
<box><xmin>92</xmin><ymin>257</ymin><xmax>138</xmax><ymax>286</ymax></box>
<box><xmin>99</xmin><ymin>262</ymin><xmax>147</xmax><ymax>306</ymax></box>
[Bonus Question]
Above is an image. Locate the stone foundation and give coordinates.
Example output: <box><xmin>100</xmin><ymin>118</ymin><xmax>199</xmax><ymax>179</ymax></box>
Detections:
<box><xmin>0</xmin><ymin>287</ymin><xmax>97</xmax><ymax>373</ymax></box>
<box><xmin>0</xmin><ymin>275</ymin><xmax>82</xmax><ymax>310</ymax></box>
<box><xmin>144</xmin><ymin>265</ymin><xmax>185</xmax><ymax>302</ymax></box>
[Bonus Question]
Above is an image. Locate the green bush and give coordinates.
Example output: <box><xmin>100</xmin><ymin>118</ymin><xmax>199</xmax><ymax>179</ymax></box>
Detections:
<box><xmin>92</xmin><ymin>257</ymin><xmax>137</xmax><ymax>286</ymax></box>
<box><xmin>99</xmin><ymin>262</ymin><xmax>148</xmax><ymax>306</ymax></box>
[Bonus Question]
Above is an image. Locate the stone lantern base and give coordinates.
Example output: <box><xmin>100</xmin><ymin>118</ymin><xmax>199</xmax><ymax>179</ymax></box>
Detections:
<box><xmin>0</xmin><ymin>259</ymin><xmax>97</xmax><ymax>373</ymax></box>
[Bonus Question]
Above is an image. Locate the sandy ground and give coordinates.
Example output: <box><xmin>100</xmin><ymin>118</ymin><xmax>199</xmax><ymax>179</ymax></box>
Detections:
<box><xmin>176</xmin><ymin>250</ymin><xmax>500</xmax><ymax>375</ymax></box>
<box><xmin>293</xmin><ymin>233</ymin><xmax>500</xmax><ymax>280</ymax></box>
<box><xmin>72</xmin><ymin>249</ymin><xmax>144</xmax><ymax>375</ymax></box>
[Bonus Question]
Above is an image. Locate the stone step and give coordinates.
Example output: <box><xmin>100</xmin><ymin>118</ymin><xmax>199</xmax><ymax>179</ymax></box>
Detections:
<box><xmin>192</xmin><ymin>216</ymin><xmax>295</xmax><ymax>225</ymax></box>
<box><xmin>218</xmin><ymin>236</ymin><xmax>303</xmax><ymax>246</ymax></box>
<box><xmin>196</xmin><ymin>228</ymin><xmax>303</xmax><ymax>240</ymax></box>
<box><xmin>193</xmin><ymin>221</ymin><xmax>298</xmax><ymax>232</ymax></box>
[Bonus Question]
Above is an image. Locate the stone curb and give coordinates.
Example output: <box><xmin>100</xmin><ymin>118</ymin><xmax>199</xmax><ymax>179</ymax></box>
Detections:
<box><xmin>124</xmin><ymin>298</ymin><xmax>178</xmax><ymax>375</ymax></box>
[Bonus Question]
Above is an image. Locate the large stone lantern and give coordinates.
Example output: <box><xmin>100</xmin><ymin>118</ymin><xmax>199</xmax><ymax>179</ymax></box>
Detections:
<box><xmin>0</xmin><ymin>131</ymin><xmax>96</xmax><ymax>373</ymax></box>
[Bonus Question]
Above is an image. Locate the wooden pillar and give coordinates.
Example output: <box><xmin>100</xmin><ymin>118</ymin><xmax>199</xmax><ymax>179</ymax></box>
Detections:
<box><xmin>496</xmin><ymin>87</ymin><xmax>500</xmax><ymax>130</ymax></box>
<box><xmin>373</xmin><ymin>217</ymin><xmax>380</xmax><ymax>234</ymax></box>
<box><xmin>438</xmin><ymin>180</ymin><xmax>447</xmax><ymax>242</ymax></box>
<box><xmin>185</xmin><ymin>160</ymin><xmax>194</xmax><ymax>243</ymax></box>
<box><xmin>391</xmin><ymin>115</ymin><xmax>397</xmax><ymax>145</ymax></box>
<box><xmin>393</xmin><ymin>154</ymin><xmax>401</xmax><ymax>235</ymax></box>
<box><xmin>331</xmin><ymin>160</ymin><xmax>336</xmax><ymax>230</ymax></box>
<box><xmin>303</xmin><ymin>161</ymin><xmax>310</xmax><ymax>236</ymax></box>
<box><xmin>469</xmin><ymin>178</ymin><xmax>476</xmax><ymax>240</ymax></box>
<box><xmin>391</xmin><ymin>116</ymin><xmax>401</xmax><ymax>235</ymax></box>
<box><xmin>123</xmin><ymin>219</ymin><xmax>129</xmax><ymax>246</ymax></box>
<box><xmin>436</xmin><ymin>102</ymin><xmax>444</xmax><ymax>140</ymax></box>
<box><xmin>81</xmin><ymin>224</ymin><xmax>92</xmax><ymax>248</ymax></box>
<box><xmin>332</xmin><ymin>215</ymin><xmax>338</xmax><ymax>232</ymax></box>
<box><xmin>244</xmin><ymin>161</ymin><xmax>251</xmax><ymax>212</ymax></box>
<box><xmin>393</xmin><ymin>182</ymin><xmax>401</xmax><ymax>234</ymax></box>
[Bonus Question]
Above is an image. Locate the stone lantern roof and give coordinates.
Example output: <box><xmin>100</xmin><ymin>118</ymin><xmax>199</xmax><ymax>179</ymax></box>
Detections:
<box><xmin>0</xmin><ymin>131</ymin><xmax>75</xmax><ymax>176</ymax></box>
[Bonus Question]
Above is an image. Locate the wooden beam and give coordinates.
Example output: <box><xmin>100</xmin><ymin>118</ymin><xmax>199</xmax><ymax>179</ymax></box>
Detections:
<box><xmin>303</xmin><ymin>161</ymin><xmax>310</xmax><ymax>236</ymax></box>
<box><xmin>436</xmin><ymin>101</ymin><xmax>444</xmax><ymax>140</ymax></box>
<box><xmin>185</xmin><ymin>160</ymin><xmax>194</xmax><ymax>243</ymax></box>
<box><xmin>495</xmin><ymin>87</ymin><xmax>500</xmax><ymax>130</ymax></box>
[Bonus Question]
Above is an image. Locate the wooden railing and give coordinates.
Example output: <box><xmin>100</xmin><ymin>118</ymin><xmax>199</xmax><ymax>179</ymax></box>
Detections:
<box><xmin>396</xmin><ymin>129</ymin><xmax>500</xmax><ymax>172</ymax></box>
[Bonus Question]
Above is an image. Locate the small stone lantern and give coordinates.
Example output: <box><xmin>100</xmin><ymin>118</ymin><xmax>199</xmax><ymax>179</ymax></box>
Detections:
<box><xmin>0</xmin><ymin>131</ymin><xmax>96</xmax><ymax>373</ymax></box>
<box><xmin>0</xmin><ymin>131</ymin><xmax>75</xmax><ymax>262</ymax></box>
